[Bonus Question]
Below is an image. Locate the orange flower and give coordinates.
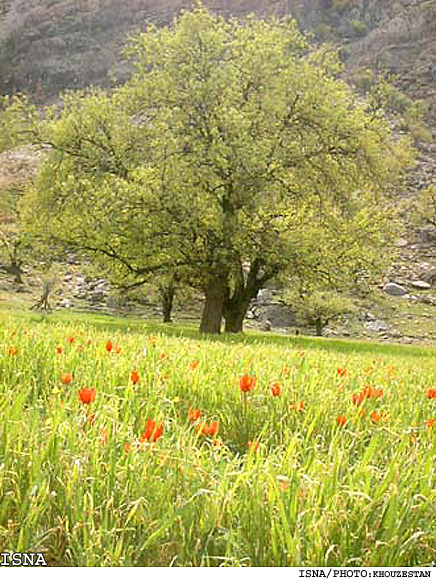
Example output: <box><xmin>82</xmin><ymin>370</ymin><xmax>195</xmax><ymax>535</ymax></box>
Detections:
<box><xmin>352</xmin><ymin>393</ymin><xmax>365</xmax><ymax>406</ymax></box>
<box><xmin>248</xmin><ymin>441</ymin><xmax>260</xmax><ymax>453</ymax></box>
<box><xmin>290</xmin><ymin>400</ymin><xmax>304</xmax><ymax>412</ymax></box>
<box><xmin>140</xmin><ymin>419</ymin><xmax>164</xmax><ymax>443</ymax></box>
<box><xmin>337</xmin><ymin>368</ymin><xmax>347</xmax><ymax>377</ymax></box>
<box><xmin>337</xmin><ymin>415</ymin><xmax>347</xmax><ymax>426</ymax></box>
<box><xmin>353</xmin><ymin>386</ymin><xmax>383</xmax><ymax>405</ymax></box>
<box><xmin>56</xmin><ymin>346</ymin><xmax>63</xmax><ymax>355</ymax></box>
<box><xmin>425</xmin><ymin>419</ymin><xmax>436</xmax><ymax>429</ymax></box>
<box><xmin>115</xmin><ymin>345</ymin><xmax>122</xmax><ymax>355</ymax></box>
<box><xmin>7</xmin><ymin>346</ymin><xmax>18</xmax><ymax>356</ymax></box>
<box><xmin>105</xmin><ymin>341</ymin><xmax>113</xmax><ymax>353</ymax></box>
<box><xmin>270</xmin><ymin>382</ymin><xmax>281</xmax><ymax>397</ymax></box>
<box><xmin>61</xmin><ymin>373</ymin><xmax>73</xmax><ymax>385</ymax></box>
<box><xmin>205</xmin><ymin>420</ymin><xmax>219</xmax><ymax>437</ymax></box>
<box><xmin>370</xmin><ymin>411</ymin><xmax>382</xmax><ymax>423</ymax></box>
<box><xmin>189</xmin><ymin>359</ymin><xmax>199</xmax><ymax>371</ymax></box>
<box><xmin>427</xmin><ymin>389</ymin><xmax>436</xmax><ymax>399</ymax></box>
<box><xmin>78</xmin><ymin>388</ymin><xmax>96</xmax><ymax>404</ymax></box>
<box><xmin>130</xmin><ymin>370</ymin><xmax>140</xmax><ymax>385</ymax></box>
<box><xmin>361</xmin><ymin>385</ymin><xmax>383</xmax><ymax>399</ymax></box>
<box><xmin>239</xmin><ymin>374</ymin><xmax>256</xmax><ymax>392</ymax></box>
<box><xmin>198</xmin><ymin>421</ymin><xmax>219</xmax><ymax>437</ymax></box>
<box><xmin>67</xmin><ymin>337</ymin><xmax>75</xmax><ymax>344</ymax></box>
<box><xmin>159</xmin><ymin>352</ymin><xmax>167</xmax><ymax>360</ymax></box>
<box><xmin>189</xmin><ymin>408</ymin><xmax>201</xmax><ymax>422</ymax></box>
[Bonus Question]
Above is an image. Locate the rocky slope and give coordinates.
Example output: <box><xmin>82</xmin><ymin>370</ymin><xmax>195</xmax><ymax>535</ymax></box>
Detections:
<box><xmin>0</xmin><ymin>1</ymin><xmax>434</xmax><ymax>119</ymax></box>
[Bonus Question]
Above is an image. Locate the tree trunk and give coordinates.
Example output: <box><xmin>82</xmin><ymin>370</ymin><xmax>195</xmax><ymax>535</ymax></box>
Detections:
<box><xmin>315</xmin><ymin>318</ymin><xmax>324</xmax><ymax>336</ymax></box>
<box><xmin>223</xmin><ymin>298</ymin><xmax>251</xmax><ymax>333</ymax></box>
<box><xmin>0</xmin><ymin>261</ymin><xmax>23</xmax><ymax>284</ymax></box>
<box><xmin>159</xmin><ymin>285</ymin><xmax>175</xmax><ymax>323</ymax></box>
<box><xmin>10</xmin><ymin>261</ymin><xmax>23</xmax><ymax>285</ymax></box>
<box><xmin>223</xmin><ymin>259</ymin><xmax>276</xmax><ymax>333</ymax></box>
<box><xmin>31</xmin><ymin>281</ymin><xmax>53</xmax><ymax>312</ymax></box>
<box><xmin>199</xmin><ymin>276</ymin><xmax>227</xmax><ymax>334</ymax></box>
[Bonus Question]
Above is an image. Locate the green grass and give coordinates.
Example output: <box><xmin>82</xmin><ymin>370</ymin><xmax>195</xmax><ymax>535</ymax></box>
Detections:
<box><xmin>0</xmin><ymin>307</ymin><xmax>435</xmax><ymax>566</ymax></box>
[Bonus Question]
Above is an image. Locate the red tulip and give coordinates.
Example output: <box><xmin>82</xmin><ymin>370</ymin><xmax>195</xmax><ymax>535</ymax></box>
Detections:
<box><xmin>239</xmin><ymin>374</ymin><xmax>256</xmax><ymax>392</ymax></box>
<box><xmin>61</xmin><ymin>373</ymin><xmax>73</xmax><ymax>385</ymax></box>
<box><xmin>130</xmin><ymin>370</ymin><xmax>140</xmax><ymax>385</ymax></box>
<box><xmin>370</xmin><ymin>411</ymin><xmax>381</xmax><ymax>423</ymax></box>
<box><xmin>105</xmin><ymin>341</ymin><xmax>113</xmax><ymax>353</ymax></box>
<box><xmin>426</xmin><ymin>419</ymin><xmax>436</xmax><ymax>429</ymax></box>
<box><xmin>78</xmin><ymin>388</ymin><xmax>96</xmax><ymax>404</ymax></box>
<box><xmin>56</xmin><ymin>346</ymin><xmax>63</xmax><ymax>355</ymax></box>
<box><xmin>189</xmin><ymin>408</ymin><xmax>201</xmax><ymax>422</ymax></box>
<box><xmin>207</xmin><ymin>421</ymin><xmax>219</xmax><ymax>437</ymax></box>
<box><xmin>427</xmin><ymin>389</ymin><xmax>436</xmax><ymax>399</ymax></box>
<box><xmin>337</xmin><ymin>368</ymin><xmax>347</xmax><ymax>377</ymax></box>
<box><xmin>197</xmin><ymin>421</ymin><xmax>219</xmax><ymax>437</ymax></box>
<box><xmin>270</xmin><ymin>382</ymin><xmax>281</xmax><ymax>397</ymax></box>
<box><xmin>140</xmin><ymin>419</ymin><xmax>164</xmax><ymax>443</ymax></box>
<box><xmin>189</xmin><ymin>359</ymin><xmax>199</xmax><ymax>371</ymax></box>
<box><xmin>337</xmin><ymin>415</ymin><xmax>347</xmax><ymax>427</ymax></box>
<box><xmin>290</xmin><ymin>401</ymin><xmax>304</xmax><ymax>412</ymax></box>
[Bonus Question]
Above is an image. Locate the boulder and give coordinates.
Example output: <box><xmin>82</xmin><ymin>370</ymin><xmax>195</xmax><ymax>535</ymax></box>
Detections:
<box><xmin>420</xmin><ymin>267</ymin><xmax>436</xmax><ymax>287</ymax></box>
<box><xmin>410</xmin><ymin>280</ymin><xmax>431</xmax><ymax>290</ymax></box>
<box><xmin>364</xmin><ymin>319</ymin><xmax>390</xmax><ymax>332</ymax></box>
<box><xmin>262</xmin><ymin>303</ymin><xmax>297</xmax><ymax>328</ymax></box>
<box><xmin>383</xmin><ymin>282</ymin><xmax>407</xmax><ymax>296</ymax></box>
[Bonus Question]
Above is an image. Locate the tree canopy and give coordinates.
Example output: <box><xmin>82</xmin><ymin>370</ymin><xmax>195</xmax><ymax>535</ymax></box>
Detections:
<box><xmin>22</xmin><ymin>5</ymin><xmax>414</xmax><ymax>332</ymax></box>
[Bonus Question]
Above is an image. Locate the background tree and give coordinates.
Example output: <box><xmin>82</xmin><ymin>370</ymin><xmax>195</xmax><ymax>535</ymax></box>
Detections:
<box><xmin>0</xmin><ymin>186</ymin><xmax>25</xmax><ymax>284</ymax></box>
<box><xmin>22</xmin><ymin>6</ymin><xmax>414</xmax><ymax>333</ymax></box>
<box><xmin>409</xmin><ymin>186</ymin><xmax>436</xmax><ymax>230</ymax></box>
<box><xmin>0</xmin><ymin>95</ymin><xmax>44</xmax><ymax>285</ymax></box>
<box><xmin>284</xmin><ymin>287</ymin><xmax>356</xmax><ymax>336</ymax></box>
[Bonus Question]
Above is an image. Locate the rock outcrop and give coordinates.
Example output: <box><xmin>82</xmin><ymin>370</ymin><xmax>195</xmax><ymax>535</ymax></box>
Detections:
<box><xmin>0</xmin><ymin>0</ymin><xmax>434</xmax><ymax>121</ymax></box>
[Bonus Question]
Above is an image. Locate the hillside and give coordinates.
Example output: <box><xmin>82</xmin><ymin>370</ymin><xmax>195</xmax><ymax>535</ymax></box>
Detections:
<box><xmin>0</xmin><ymin>1</ymin><xmax>434</xmax><ymax>119</ymax></box>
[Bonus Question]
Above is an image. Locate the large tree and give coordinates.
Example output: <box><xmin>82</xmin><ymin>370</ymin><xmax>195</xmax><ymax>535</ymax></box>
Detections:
<box><xmin>22</xmin><ymin>6</ymin><xmax>413</xmax><ymax>333</ymax></box>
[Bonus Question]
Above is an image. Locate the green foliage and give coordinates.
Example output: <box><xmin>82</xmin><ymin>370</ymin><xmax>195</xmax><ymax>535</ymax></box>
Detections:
<box><xmin>21</xmin><ymin>5</ymin><xmax>415</xmax><ymax>331</ymax></box>
<box><xmin>357</xmin><ymin>73</ymin><xmax>432</xmax><ymax>144</ymax></box>
<box><xmin>0</xmin><ymin>94</ymin><xmax>40</xmax><ymax>153</ymax></box>
<box><xmin>284</xmin><ymin>288</ymin><xmax>356</xmax><ymax>335</ymax></box>
<box><xmin>407</xmin><ymin>186</ymin><xmax>436</xmax><ymax>229</ymax></box>
<box><xmin>349</xmin><ymin>19</ymin><xmax>367</xmax><ymax>37</ymax></box>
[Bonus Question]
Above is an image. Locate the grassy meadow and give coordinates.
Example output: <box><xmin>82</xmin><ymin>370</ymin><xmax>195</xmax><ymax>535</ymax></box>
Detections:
<box><xmin>0</xmin><ymin>308</ymin><xmax>435</xmax><ymax>567</ymax></box>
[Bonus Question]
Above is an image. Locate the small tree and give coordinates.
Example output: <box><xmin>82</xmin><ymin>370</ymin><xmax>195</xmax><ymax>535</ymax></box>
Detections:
<box><xmin>411</xmin><ymin>186</ymin><xmax>436</xmax><ymax>229</ymax></box>
<box><xmin>285</xmin><ymin>289</ymin><xmax>356</xmax><ymax>336</ymax></box>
